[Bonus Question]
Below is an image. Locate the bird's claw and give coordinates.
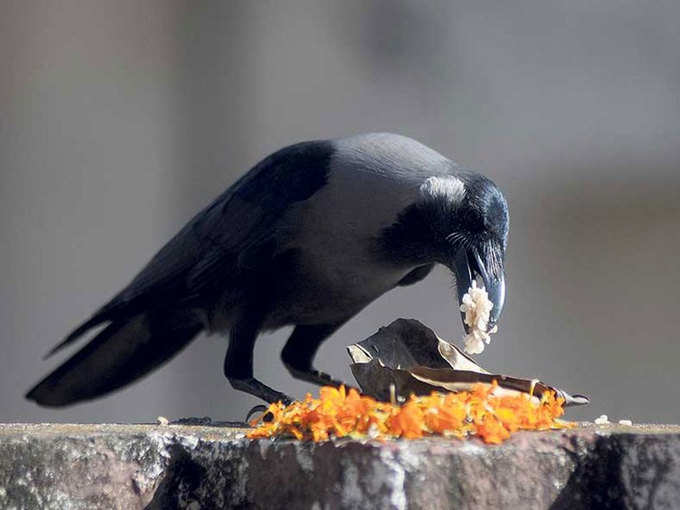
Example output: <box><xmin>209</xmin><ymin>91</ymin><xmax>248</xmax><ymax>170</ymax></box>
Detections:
<box><xmin>245</xmin><ymin>404</ymin><xmax>274</xmax><ymax>425</ymax></box>
<box><xmin>229</xmin><ymin>377</ymin><xmax>293</xmax><ymax>405</ymax></box>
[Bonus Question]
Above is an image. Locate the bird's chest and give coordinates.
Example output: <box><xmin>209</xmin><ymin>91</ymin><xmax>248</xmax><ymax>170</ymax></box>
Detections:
<box><xmin>266</xmin><ymin>239</ymin><xmax>410</xmax><ymax>327</ymax></box>
<box><xmin>264</xmin><ymin>167</ymin><xmax>419</xmax><ymax>326</ymax></box>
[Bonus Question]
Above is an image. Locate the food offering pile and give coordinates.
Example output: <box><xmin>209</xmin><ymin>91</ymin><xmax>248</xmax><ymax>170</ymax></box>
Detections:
<box><xmin>248</xmin><ymin>285</ymin><xmax>587</xmax><ymax>444</ymax></box>
<box><xmin>247</xmin><ymin>382</ymin><xmax>572</xmax><ymax>444</ymax></box>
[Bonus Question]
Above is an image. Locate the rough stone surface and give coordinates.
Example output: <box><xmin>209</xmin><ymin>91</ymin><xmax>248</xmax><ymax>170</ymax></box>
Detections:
<box><xmin>1</xmin><ymin>423</ymin><xmax>679</xmax><ymax>509</ymax></box>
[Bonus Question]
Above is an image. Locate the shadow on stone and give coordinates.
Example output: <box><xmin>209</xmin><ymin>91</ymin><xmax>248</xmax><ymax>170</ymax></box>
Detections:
<box><xmin>144</xmin><ymin>445</ymin><xmax>207</xmax><ymax>510</ymax></box>
<box><xmin>548</xmin><ymin>434</ymin><xmax>679</xmax><ymax>510</ymax></box>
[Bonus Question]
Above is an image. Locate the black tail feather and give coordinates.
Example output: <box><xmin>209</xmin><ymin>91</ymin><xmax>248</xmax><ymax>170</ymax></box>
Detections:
<box><xmin>43</xmin><ymin>313</ymin><xmax>111</xmax><ymax>359</ymax></box>
<box><xmin>27</xmin><ymin>311</ymin><xmax>202</xmax><ymax>407</ymax></box>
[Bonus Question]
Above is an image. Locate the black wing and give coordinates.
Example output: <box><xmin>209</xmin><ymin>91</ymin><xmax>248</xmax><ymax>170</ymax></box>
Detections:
<box><xmin>28</xmin><ymin>140</ymin><xmax>335</xmax><ymax>406</ymax></box>
<box><xmin>49</xmin><ymin>139</ymin><xmax>335</xmax><ymax>355</ymax></box>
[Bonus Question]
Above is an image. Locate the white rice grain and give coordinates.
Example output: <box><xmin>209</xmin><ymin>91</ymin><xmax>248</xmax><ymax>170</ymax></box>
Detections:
<box><xmin>594</xmin><ymin>414</ymin><xmax>610</xmax><ymax>425</ymax></box>
<box><xmin>460</xmin><ymin>281</ymin><xmax>498</xmax><ymax>354</ymax></box>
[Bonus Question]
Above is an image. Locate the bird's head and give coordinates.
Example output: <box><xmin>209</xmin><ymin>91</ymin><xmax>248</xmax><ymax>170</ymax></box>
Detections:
<box><xmin>430</xmin><ymin>173</ymin><xmax>508</xmax><ymax>332</ymax></box>
<box><xmin>380</xmin><ymin>171</ymin><xmax>508</xmax><ymax>332</ymax></box>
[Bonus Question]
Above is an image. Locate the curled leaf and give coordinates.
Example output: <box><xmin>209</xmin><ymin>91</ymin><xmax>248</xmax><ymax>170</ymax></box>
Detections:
<box><xmin>347</xmin><ymin>319</ymin><xmax>588</xmax><ymax>407</ymax></box>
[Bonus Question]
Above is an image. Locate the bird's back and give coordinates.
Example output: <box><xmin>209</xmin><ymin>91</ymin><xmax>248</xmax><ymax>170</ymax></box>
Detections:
<box><xmin>27</xmin><ymin>133</ymin><xmax>460</xmax><ymax>406</ymax></box>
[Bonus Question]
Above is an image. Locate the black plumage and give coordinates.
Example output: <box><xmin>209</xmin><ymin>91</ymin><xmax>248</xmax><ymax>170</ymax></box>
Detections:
<box><xmin>27</xmin><ymin>133</ymin><xmax>508</xmax><ymax>406</ymax></box>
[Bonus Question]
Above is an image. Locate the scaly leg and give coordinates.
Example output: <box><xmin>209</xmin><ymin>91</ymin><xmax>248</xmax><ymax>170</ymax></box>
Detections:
<box><xmin>281</xmin><ymin>322</ymin><xmax>349</xmax><ymax>387</ymax></box>
<box><xmin>224</xmin><ymin>316</ymin><xmax>292</xmax><ymax>405</ymax></box>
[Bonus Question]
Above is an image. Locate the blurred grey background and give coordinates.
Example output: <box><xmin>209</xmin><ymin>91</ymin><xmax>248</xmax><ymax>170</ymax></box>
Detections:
<box><xmin>2</xmin><ymin>0</ymin><xmax>679</xmax><ymax>424</ymax></box>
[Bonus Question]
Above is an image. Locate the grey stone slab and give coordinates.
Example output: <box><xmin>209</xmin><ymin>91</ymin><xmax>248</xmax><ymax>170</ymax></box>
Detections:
<box><xmin>1</xmin><ymin>423</ymin><xmax>679</xmax><ymax>509</ymax></box>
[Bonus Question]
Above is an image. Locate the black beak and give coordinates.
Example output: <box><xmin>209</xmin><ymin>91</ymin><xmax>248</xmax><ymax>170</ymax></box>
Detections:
<box><xmin>453</xmin><ymin>246</ymin><xmax>505</xmax><ymax>333</ymax></box>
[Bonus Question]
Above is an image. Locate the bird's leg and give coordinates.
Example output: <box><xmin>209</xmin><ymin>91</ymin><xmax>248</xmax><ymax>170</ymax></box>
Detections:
<box><xmin>281</xmin><ymin>322</ymin><xmax>350</xmax><ymax>388</ymax></box>
<box><xmin>224</xmin><ymin>317</ymin><xmax>292</xmax><ymax>405</ymax></box>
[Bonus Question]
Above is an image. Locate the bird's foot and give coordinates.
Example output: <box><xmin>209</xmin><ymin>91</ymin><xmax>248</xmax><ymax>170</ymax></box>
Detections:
<box><xmin>286</xmin><ymin>366</ymin><xmax>357</xmax><ymax>391</ymax></box>
<box><xmin>245</xmin><ymin>405</ymin><xmax>270</xmax><ymax>424</ymax></box>
<box><xmin>229</xmin><ymin>376</ymin><xmax>293</xmax><ymax>405</ymax></box>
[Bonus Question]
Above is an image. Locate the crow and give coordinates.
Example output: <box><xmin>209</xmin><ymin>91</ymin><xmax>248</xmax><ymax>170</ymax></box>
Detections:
<box><xmin>26</xmin><ymin>133</ymin><xmax>508</xmax><ymax>406</ymax></box>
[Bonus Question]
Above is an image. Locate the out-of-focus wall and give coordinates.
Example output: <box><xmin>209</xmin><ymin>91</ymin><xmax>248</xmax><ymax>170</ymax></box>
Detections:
<box><xmin>1</xmin><ymin>0</ymin><xmax>679</xmax><ymax>423</ymax></box>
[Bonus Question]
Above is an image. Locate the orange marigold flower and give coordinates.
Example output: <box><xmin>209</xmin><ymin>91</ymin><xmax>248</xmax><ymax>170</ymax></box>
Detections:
<box><xmin>246</xmin><ymin>383</ymin><xmax>573</xmax><ymax>444</ymax></box>
<box><xmin>389</xmin><ymin>400</ymin><xmax>425</xmax><ymax>439</ymax></box>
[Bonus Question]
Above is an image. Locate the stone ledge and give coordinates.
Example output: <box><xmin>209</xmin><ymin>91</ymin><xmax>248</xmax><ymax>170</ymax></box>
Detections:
<box><xmin>1</xmin><ymin>423</ymin><xmax>679</xmax><ymax>509</ymax></box>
